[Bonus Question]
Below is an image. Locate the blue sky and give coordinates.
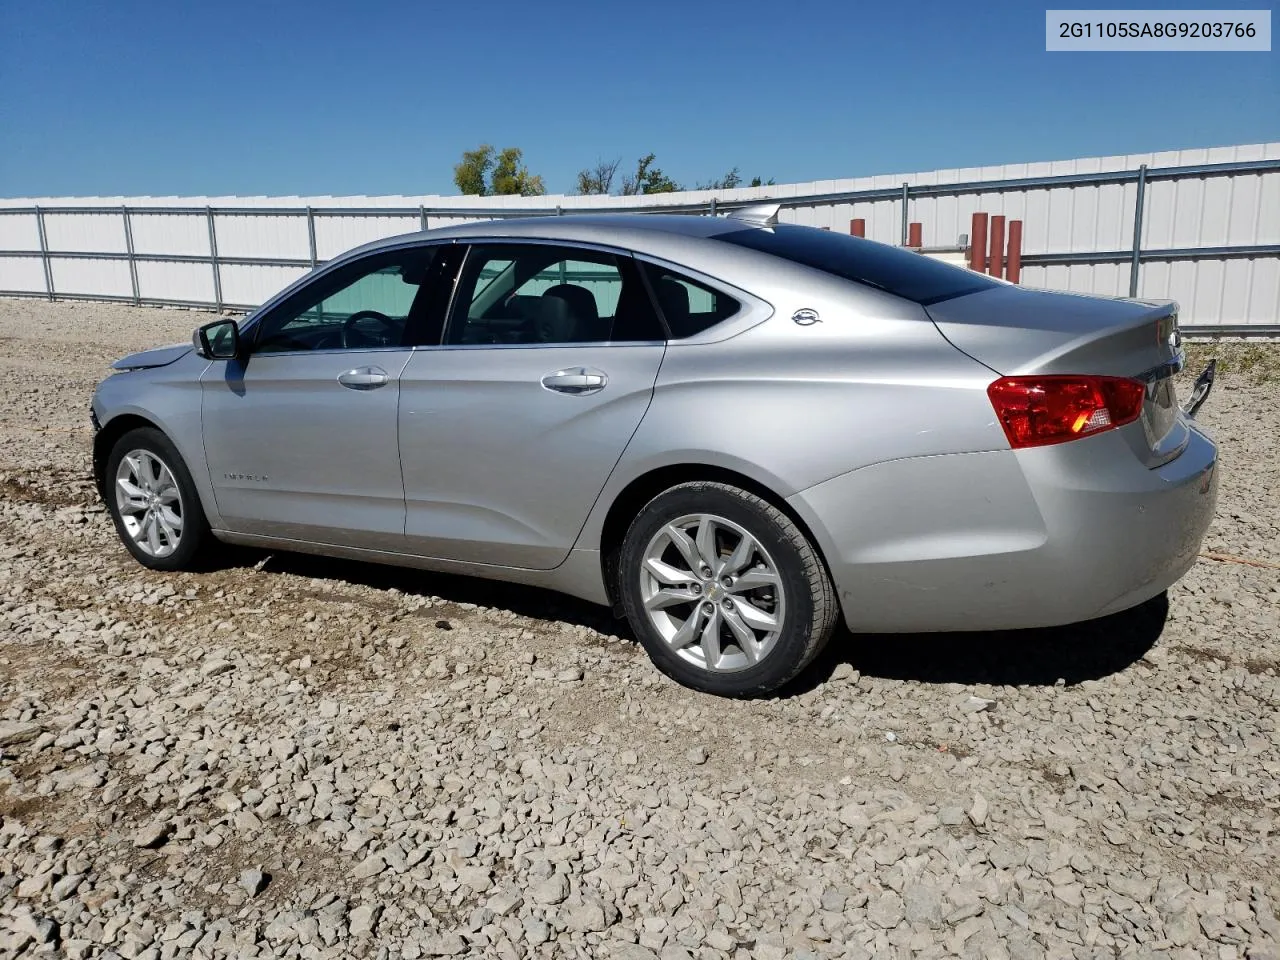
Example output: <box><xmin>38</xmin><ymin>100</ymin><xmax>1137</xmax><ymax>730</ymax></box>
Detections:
<box><xmin>1</xmin><ymin>0</ymin><xmax>1276</xmax><ymax>197</ymax></box>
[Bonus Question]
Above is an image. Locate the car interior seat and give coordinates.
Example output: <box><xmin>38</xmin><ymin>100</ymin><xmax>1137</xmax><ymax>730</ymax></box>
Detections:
<box><xmin>541</xmin><ymin>284</ymin><xmax>598</xmax><ymax>342</ymax></box>
<box><xmin>656</xmin><ymin>277</ymin><xmax>693</xmax><ymax>338</ymax></box>
<box><xmin>527</xmin><ymin>293</ymin><xmax>579</xmax><ymax>344</ymax></box>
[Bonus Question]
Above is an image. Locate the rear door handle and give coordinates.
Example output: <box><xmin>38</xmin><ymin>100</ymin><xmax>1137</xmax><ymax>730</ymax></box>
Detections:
<box><xmin>541</xmin><ymin>367</ymin><xmax>608</xmax><ymax>396</ymax></box>
<box><xmin>337</xmin><ymin>366</ymin><xmax>389</xmax><ymax>390</ymax></box>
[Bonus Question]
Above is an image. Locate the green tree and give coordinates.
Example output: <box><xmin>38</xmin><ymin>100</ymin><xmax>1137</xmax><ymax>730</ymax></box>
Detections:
<box><xmin>621</xmin><ymin>153</ymin><xmax>681</xmax><ymax>195</ymax></box>
<box><xmin>453</xmin><ymin>145</ymin><xmax>545</xmax><ymax>197</ymax></box>
<box><xmin>453</xmin><ymin>144</ymin><xmax>494</xmax><ymax>196</ymax></box>
<box><xmin>698</xmin><ymin>168</ymin><xmax>776</xmax><ymax>190</ymax></box>
<box><xmin>576</xmin><ymin>157</ymin><xmax>621</xmax><ymax>195</ymax></box>
<box><xmin>698</xmin><ymin>167</ymin><xmax>742</xmax><ymax>190</ymax></box>
<box><xmin>490</xmin><ymin>147</ymin><xmax>546</xmax><ymax>196</ymax></box>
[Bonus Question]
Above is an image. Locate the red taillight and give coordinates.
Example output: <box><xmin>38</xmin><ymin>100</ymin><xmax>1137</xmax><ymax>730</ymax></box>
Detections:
<box><xmin>987</xmin><ymin>375</ymin><xmax>1145</xmax><ymax>449</ymax></box>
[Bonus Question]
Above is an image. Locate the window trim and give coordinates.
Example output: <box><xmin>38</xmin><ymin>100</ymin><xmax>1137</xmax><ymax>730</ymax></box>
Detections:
<box><xmin>435</xmin><ymin>240</ymin><xmax>668</xmax><ymax>349</ymax></box>
<box><xmin>234</xmin><ymin>235</ymin><xmax>770</xmax><ymax>354</ymax></box>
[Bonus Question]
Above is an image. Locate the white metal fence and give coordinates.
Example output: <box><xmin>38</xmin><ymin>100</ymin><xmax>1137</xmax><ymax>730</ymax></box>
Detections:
<box><xmin>1</xmin><ymin>142</ymin><xmax>1278</xmax><ymax>332</ymax></box>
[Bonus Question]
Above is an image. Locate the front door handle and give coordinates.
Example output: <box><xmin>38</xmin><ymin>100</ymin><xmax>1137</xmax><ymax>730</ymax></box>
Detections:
<box><xmin>337</xmin><ymin>366</ymin><xmax>389</xmax><ymax>390</ymax></box>
<box><xmin>541</xmin><ymin>367</ymin><xmax>608</xmax><ymax>396</ymax></box>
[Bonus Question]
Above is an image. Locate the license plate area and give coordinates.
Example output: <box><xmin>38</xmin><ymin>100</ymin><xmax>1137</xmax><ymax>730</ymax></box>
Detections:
<box><xmin>1142</xmin><ymin>375</ymin><xmax>1179</xmax><ymax>449</ymax></box>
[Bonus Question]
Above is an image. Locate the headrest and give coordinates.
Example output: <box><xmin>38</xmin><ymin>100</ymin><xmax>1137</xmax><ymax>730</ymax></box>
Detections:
<box><xmin>542</xmin><ymin>283</ymin><xmax>599</xmax><ymax>324</ymax></box>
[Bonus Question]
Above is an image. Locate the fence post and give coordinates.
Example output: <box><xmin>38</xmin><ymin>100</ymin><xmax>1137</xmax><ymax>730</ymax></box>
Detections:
<box><xmin>206</xmin><ymin>207</ymin><xmax>223</xmax><ymax>313</ymax></box>
<box><xmin>306</xmin><ymin>206</ymin><xmax>318</xmax><ymax>268</ymax></box>
<box><xmin>419</xmin><ymin>206</ymin><xmax>428</xmax><ymax>232</ymax></box>
<box><xmin>989</xmin><ymin>215</ymin><xmax>1006</xmax><ymax>278</ymax></box>
<box><xmin>709</xmin><ymin>197</ymin><xmax>717</xmax><ymax>218</ymax></box>
<box><xmin>1006</xmin><ymin>220</ymin><xmax>1023</xmax><ymax>284</ymax></box>
<box><xmin>34</xmin><ymin>206</ymin><xmax>54</xmax><ymax>301</ymax></box>
<box><xmin>122</xmin><ymin>206</ymin><xmax>141</xmax><ymax>305</ymax></box>
<box><xmin>850</xmin><ymin>218</ymin><xmax>865</xmax><ymax>237</ymax></box>
<box><xmin>900</xmin><ymin>182</ymin><xmax>910</xmax><ymax>246</ymax></box>
<box><xmin>1129</xmin><ymin>163</ymin><xmax>1147</xmax><ymax>298</ymax></box>
<box><xmin>969</xmin><ymin>213</ymin><xmax>989</xmax><ymax>272</ymax></box>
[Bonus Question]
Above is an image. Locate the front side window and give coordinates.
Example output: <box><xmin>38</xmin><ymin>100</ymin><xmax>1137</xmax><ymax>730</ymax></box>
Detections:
<box><xmin>254</xmin><ymin>248</ymin><xmax>436</xmax><ymax>353</ymax></box>
<box><xmin>446</xmin><ymin>244</ymin><xmax>663</xmax><ymax>345</ymax></box>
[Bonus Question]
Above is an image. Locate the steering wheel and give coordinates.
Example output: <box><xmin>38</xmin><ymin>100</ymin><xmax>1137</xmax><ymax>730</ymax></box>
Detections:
<box><xmin>341</xmin><ymin>310</ymin><xmax>398</xmax><ymax>348</ymax></box>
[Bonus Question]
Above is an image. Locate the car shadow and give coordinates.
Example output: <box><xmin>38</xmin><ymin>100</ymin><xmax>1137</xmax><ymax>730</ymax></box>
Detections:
<box><xmin>789</xmin><ymin>591</ymin><xmax>1169</xmax><ymax>694</ymax></box>
<box><xmin>220</xmin><ymin>546</ymin><xmax>625</xmax><ymax>637</ymax></box>
<box><xmin>217</xmin><ymin>547</ymin><xmax>1167</xmax><ymax>694</ymax></box>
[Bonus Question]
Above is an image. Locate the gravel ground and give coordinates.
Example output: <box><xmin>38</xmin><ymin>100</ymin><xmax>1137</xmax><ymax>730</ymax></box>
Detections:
<box><xmin>1</xmin><ymin>298</ymin><xmax>1278</xmax><ymax>960</ymax></box>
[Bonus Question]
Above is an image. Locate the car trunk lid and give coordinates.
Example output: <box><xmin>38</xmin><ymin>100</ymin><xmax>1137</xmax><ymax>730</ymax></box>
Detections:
<box><xmin>925</xmin><ymin>285</ymin><xmax>1186</xmax><ymax>466</ymax></box>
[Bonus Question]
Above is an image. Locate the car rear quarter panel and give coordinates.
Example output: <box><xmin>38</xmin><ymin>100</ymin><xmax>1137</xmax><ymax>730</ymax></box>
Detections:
<box><xmin>575</xmin><ymin>269</ymin><xmax>1007</xmax><ymax>553</ymax></box>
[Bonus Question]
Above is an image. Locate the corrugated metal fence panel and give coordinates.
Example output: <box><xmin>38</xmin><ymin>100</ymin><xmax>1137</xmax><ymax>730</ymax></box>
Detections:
<box><xmin>1021</xmin><ymin>263</ymin><xmax>1132</xmax><ymax>299</ymax></box>
<box><xmin>2</xmin><ymin>143</ymin><xmax>1279</xmax><ymax>327</ymax></box>
<box><xmin>1145</xmin><ymin>168</ymin><xmax>1280</xmax><ymax>248</ymax></box>
<box><xmin>219</xmin><ymin>264</ymin><xmax>310</xmax><ymax>309</ymax></box>
<box><xmin>313</xmin><ymin>214</ymin><xmax>422</xmax><ymax>261</ymax></box>
<box><xmin>0</xmin><ymin>258</ymin><xmax>47</xmax><ymax>292</ymax></box>
<box><xmin>214</xmin><ymin>213</ymin><xmax>309</xmax><ymax>260</ymax></box>
<box><xmin>43</xmin><ymin>211</ymin><xmax>127</xmax><ymax>253</ymax></box>
<box><xmin>1140</xmin><ymin>258</ymin><xmax>1280</xmax><ymax>326</ymax></box>
<box><xmin>50</xmin><ymin>257</ymin><xmax>132</xmax><ymax>298</ymax></box>
<box><xmin>130</xmin><ymin>212</ymin><xmax>211</xmax><ymax>257</ymax></box>
<box><xmin>136</xmin><ymin>260</ymin><xmax>216</xmax><ymax>304</ymax></box>
<box><xmin>0</xmin><ymin>212</ymin><xmax>40</xmax><ymax>250</ymax></box>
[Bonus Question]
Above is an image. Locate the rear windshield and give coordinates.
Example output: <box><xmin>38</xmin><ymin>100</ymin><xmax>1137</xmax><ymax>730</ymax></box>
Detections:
<box><xmin>716</xmin><ymin>225</ymin><xmax>997</xmax><ymax>305</ymax></box>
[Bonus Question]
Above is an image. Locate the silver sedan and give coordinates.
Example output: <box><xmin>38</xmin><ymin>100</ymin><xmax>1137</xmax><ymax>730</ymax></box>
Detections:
<box><xmin>91</xmin><ymin>208</ymin><xmax>1219</xmax><ymax>696</ymax></box>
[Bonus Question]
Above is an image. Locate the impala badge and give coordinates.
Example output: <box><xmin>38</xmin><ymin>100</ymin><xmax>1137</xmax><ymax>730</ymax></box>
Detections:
<box><xmin>792</xmin><ymin>308</ymin><xmax>820</xmax><ymax>326</ymax></box>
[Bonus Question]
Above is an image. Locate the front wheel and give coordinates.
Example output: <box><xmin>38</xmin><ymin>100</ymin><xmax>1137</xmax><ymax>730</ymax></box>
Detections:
<box><xmin>105</xmin><ymin>427</ymin><xmax>211</xmax><ymax>571</ymax></box>
<box><xmin>618</xmin><ymin>482</ymin><xmax>838</xmax><ymax>697</ymax></box>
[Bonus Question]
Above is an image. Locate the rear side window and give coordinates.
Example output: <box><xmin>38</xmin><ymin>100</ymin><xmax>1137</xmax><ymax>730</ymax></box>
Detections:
<box><xmin>446</xmin><ymin>244</ymin><xmax>664</xmax><ymax>345</ymax></box>
<box><xmin>716</xmin><ymin>225</ymin><xmax>997</xmax><ymax>305</ymax></box>
<box><xmin>641</xmin><ymin>264</ymin><xmax>740</xmax><ymax>339</ymax></box>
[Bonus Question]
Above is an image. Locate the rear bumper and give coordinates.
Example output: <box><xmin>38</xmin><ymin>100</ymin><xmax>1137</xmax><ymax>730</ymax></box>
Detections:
<box><xmin>788</xmin><ymin>425</ymin><xmax>1219</xmax><ymax>633</ymax></box>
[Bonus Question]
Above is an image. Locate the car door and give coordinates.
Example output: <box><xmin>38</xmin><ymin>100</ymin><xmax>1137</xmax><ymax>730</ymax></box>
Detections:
<box><xmin>398</xmin><ymin>241</ymin><xmax>667</xmax><ymax>569</ymax></box>
<box><xmin>200</xmin><ymin>245</ymin><xmax>442</xmax><ymax>551</ymax></box>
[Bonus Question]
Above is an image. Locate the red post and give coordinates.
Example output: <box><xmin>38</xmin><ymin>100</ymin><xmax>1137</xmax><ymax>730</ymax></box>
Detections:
<box><xmin>988</xmin><ymin>215</ymin><xmax>1005</xmax><ymax>278</ymax></box>
<box><xmin>907</xmin><ymin>222</ymin><xmax>922</xmax><ymax>248</ymax></box>
<box><xmin>969</xmin><ymin>213</ymin><xmax>988</xmax><ymax>272</ymax></box>
<box><xmin>850</xmin><ymin>218</ymin><xmax>865</xmax><ymax>237</ymax></box>
<box><xmin>1006</xmin><ymin>220</ymin><xmax>1022</xmax><ymax>284</ymax></box>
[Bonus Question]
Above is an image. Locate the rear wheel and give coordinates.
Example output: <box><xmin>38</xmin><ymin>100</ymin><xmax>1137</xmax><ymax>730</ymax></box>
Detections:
<box><xmin>618</xmin><ymin>481</ymin><xmax>838</xmax><ymax>696</ymax></box>
<box><xmin>105</xmin><ymin>427</ymin><xmax>211</xmax><ymax>571</ymax></box>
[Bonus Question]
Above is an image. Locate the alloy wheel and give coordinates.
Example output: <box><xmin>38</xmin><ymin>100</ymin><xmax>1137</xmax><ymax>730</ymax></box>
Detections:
<box><xmin>115</xmin><ymin>449</ymin><xmax>184</xmax><ymax>558</ymax></box>
<box><xmin>638</xmin><ymin>512</ymin><xmax>786</xmax><ymax>673</ymax></box>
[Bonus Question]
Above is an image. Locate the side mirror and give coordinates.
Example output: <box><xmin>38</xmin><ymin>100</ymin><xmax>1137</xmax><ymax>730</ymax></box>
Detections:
<box><xmin>193</xmin><ymin>318</ymin><xmax>241</xmax><ymax>360</ymax></box>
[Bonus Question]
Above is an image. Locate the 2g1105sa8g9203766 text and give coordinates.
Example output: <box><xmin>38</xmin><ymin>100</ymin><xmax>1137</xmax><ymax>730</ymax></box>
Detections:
<box><xmin>1045</xmin><ymin>10</ymin><xmax>1271</xmax><ymax>51</ymax></box>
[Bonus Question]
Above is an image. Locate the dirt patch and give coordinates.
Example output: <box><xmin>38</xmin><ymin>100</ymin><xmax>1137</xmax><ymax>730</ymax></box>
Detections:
<box><xmin>2</xmin><ymin>300</ymin><xmax>1278</xmax><ymax>959</ymax></box>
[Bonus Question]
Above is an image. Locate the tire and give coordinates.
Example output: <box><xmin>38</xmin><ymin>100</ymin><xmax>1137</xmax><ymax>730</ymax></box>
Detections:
<box><xmin>104</xmin><ymin>426</ymin><xmax>212</xmax><ymax>571</ymax></box>
<box><xmin>618</xmin><ymin>481</ymin><xmax>838</xmax><ymax>696</ymax></box>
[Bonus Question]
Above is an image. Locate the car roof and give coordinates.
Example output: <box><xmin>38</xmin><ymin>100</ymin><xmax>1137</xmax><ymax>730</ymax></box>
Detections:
<box><xmin>340</xmin><ymin>213</ymin><xmax>748</xmax><ymax>263</ymax></box>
